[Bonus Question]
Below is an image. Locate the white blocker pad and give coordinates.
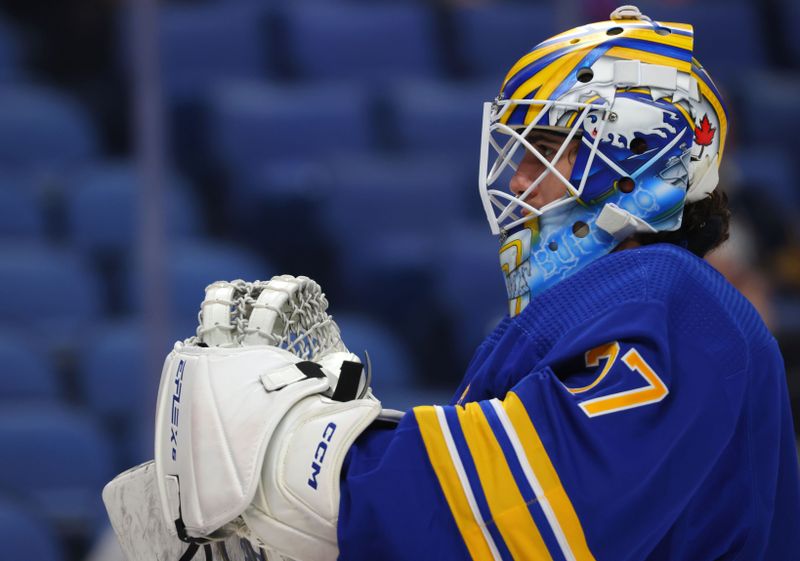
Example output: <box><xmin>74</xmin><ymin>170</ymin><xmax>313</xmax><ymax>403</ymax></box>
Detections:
<box><xmin>154</xmin><ymin>343</ymin><xmax>330</xmax><ymax>538</ymax></box>
<box><xmin>103</xmin><ymin>461</ymin><xmax>286</xmax><ymax>561</ymax></box>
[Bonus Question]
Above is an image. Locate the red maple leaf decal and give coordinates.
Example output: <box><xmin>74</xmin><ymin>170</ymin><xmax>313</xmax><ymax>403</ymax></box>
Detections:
<box><xmin>694</xmin><ymin>114</ymin><xmax>716</xmax><ymax>146</ymax></box>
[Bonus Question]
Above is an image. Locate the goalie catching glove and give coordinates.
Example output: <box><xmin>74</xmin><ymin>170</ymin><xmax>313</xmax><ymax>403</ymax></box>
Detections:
<box><xmin>155</xmin><ymin>343</ymin><xmax>382</xmax><ymax>561</ymax></box>
<box><xmin>104</xmin><ymin>276</ymin><xmax>402</xmax><ymax>561</ymax></box>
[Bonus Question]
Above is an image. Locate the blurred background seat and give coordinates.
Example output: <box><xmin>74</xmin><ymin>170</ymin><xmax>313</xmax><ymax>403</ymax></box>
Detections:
<box><xmin>77</xmin><ymin>322</ymin><xmax>162</xmax><ymax>472</ymax></box>
<box><xmin>333</xmin><ymin>312</ymin><xmax>416</xmax><ymax>392</ymax></box>
<box><xmin>433</xmin><ymin>224</ymin><xmax>506</xmax><ymax>364</ymax></box>
<box><xmin>0</xmin><ymin>16</ymin><xmax>24</xmax><ymax>82</ymax></box>
<box><xmin>281</xmin><ymin>3</ymin><xmax>441</xmax><ymax>82</ymax></box>
<box><xmin>0</xmin><ymin>405</ymin><xmax>113</xmax><ymax>540</ymax></box>
<box><xmin>0</xmin><ymin>331</ymin><xmax>60</xmax><ymax>402</ymax></box>
<box><xmin>728</xmin><ymin>148</ymin><xmax>799</xmax><ymax>215</ymax></box>
<box><xmin>737</xmin><ymin>71</ymin><xmax>800</xmax><ymax>149</ymax></box>
<box><xmin>124</xmin><ymin>240</ymin><xmax>276</xmax><ymax>334</ymax></box>
<box><xmin>207</xmin><ymin>81</ymin><xmax>373</xmax><ymax>183</ymax></box>
<box><xmin>0</xmin><ymin>244</ymin><xmax>101</xmax><ymax>349</ymax></box>
<box><xmin>452</xmin><ymin>4</ymin><xmax>557</xmax><ymax>82</ymax></box>
<box><xmin>65</xmin><ymin>160</ymin><xmax>202</xmax><ymax>257</ymax></box>
<box><xmin>320</xmin><ymin>155</ymin><xmax>472</xmax><ymax>355</ymax></box>
<box><xmin>0</xmin><ymin>499</ymin><xmax>64</xmax><ymax>561</ymax></box>
<box><xmin>0</xmin><ymin>85</ymin><xmax>96</xmax><ymax>167</ymax></box>
<box><xmin>0</xmin><ymin>178</ymin><xmax>46</xmax><ymax>240</ymax></box>
<box><xmin>322</xmin><ymin>154</ymin><xmax>472</xmax><ymax>247</ymax></box>
<box><xmin>156</xmin><ymin>2</ymin><xmax>270</xmax><ymax>105</ymax></box>
<box><xmin>381</xmin><ymin>79</ymin><xmax>494</xmax><ymax>165</ymax></box>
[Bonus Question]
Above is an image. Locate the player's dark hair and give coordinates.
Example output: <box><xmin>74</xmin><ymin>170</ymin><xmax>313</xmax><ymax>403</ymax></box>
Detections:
<box><xmin>633</xmin><ymin>190</ymin><xmax>731</xmax><ymax>257</ymax></box>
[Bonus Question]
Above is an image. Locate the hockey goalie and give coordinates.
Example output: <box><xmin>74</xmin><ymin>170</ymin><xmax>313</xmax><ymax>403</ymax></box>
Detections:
<box><xmin>104</xmin><ymin>6</ymin><xmax>800</xmax><ymax>561</ymax></box>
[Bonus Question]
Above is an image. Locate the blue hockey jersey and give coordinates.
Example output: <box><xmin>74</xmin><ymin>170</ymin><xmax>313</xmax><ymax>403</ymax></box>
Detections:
<box><xmin>337</xmin><ymin>244</ymin><xmax>800</xmax><ymax>560</ymax></box>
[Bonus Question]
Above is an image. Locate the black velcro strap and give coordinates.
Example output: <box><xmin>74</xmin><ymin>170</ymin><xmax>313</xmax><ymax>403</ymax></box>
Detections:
<box><xmin>175</xmin><ymin>517</ymin><xmax>190</xmax><ymax>543</ymax></box>
<box><xmin>295</xmin><ymin>361</ymin><xmax>326</xmax><ymax>379</ymax></box>
<box><xmin>331</xmin><ymin>361</ymin><xmax>364</xmax><ymax>402</ymax></box>
<box><xmin>178</xmin><ymin>543</ymin><xmax>200</xmax><ymax>561</ymax></box>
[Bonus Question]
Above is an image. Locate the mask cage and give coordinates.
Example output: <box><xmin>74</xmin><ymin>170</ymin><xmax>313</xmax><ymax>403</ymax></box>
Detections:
<box><xmin>478</xmin><ymin>97</ymin><xmax>617</xmax><ymax>236</ymax></box>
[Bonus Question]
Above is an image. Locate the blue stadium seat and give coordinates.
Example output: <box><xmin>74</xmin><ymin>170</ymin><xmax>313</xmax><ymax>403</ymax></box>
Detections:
<box><xmin>0</xmin><ymin>331</ymin><xmax>59</xmax><ymax>401</ymax></box>
<box><xmin>232</xmin><ymin>159</ymin><xmax>330</xmax><ymax>202</ymax></box>
<box><xmin>332</xmin><ymin>312</ymin><xmax>415</xmax><ymax>392</ymax></box>
<box><xmin>322</xmin><ymin>155</ymin><xmax>472</xmax><ymax>247</ymax></box>
<box><xmin>0</xmin><ymin>17</ymin><xmax>23</xmax><ymax>82</ymax></box>
<box><xmin>775</xmin><ymin>296</ymin><xmax>800</xmax><ymax>334</ymax></box>
<box><xmin>737</xmin><ymin>71</ymin><xmax>800</xmax><ymax>149</ymax></box>
<box><xmin>0</xmin><ymin>179</ymin><xmax>45</xmax><ymax>240</ymax></box>
<box><xmin>382</xmin><ymin>79</ymin><xmax>495</xmax><ymax>161</ymax></box>
<box><xmin>0</xmin><ymin>499</ymin><xmax>64</xmax><ymax>561</ymax></box>
<box><xmin>0</xmin><ymin>85</ymin><xmax>96</xmax><ymax>167</ymax></box>
<box><xmin>66</xmin><ymin>161</ymin><xmax>202</xmax><ymax>256</ymax></box>
<box><xmin>124</xmin><ymin>241</ymin><xmax>276</xmax><ymax>327</ymax></box>
<box><xmin>785</xmin><ymin>0</ymin><xmax>800</xmax><ymax>64</ymax></box>
<box><xmin>0</xmin><ymin>244</ymin><xmax>101</xmax><ymax>346</ymax></box>
<box><xmin>729</xmin><ymin>147</ymin><xmax>799</xmax><ymax>213</ymax></box>
<box><xmin>207</xmin><ymin>81</ymin><xmax>372</xmax><ymax>181</ymax></box>
<box><xmin>452</xmin><ymin>4</ymin><xmax>557</xmax><ymax>81</ymax></box>
<box><xmin>0</xmin><ymin>405</ymin><xmax>113</xmax><ymax>534</ymax></box>
<box><xmin>433</xmin><ymin>224</ymin><xmax>506</xmax><ymax>362</ymax></box>
<box><xmin>157</xmin><ymin>3</ymin><xmax>270</xmax><ymax>103</ymax></box>
<box><xmin>319</xmin><ymin>155</ymin><xmax>471</xmax><ymax>317</ymax></box>
<box><xmin>222</xmin><ymin>159</ymin><xmax>336</xmax><ymax>281</ymax></box>
<box><xmin>78</xmin><ymin>322</ymin><xmax>166</xmax><ymax>470</ymax></box>
<box><xmin>282</xmin><ymin>3</ymin><xmax>441</xmax><ymax>81</ymax></box>
<box><xmin>79</xmin><ymin>323</ymin><xmax>153</xmax><ymax>421</ymax></box>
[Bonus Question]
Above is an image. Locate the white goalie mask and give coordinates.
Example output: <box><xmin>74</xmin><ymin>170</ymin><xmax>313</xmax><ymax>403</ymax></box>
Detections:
<box><xmin>478</xmin><ymin>6</ymin><xmax>727</xmax><ymax>316</ymax></box>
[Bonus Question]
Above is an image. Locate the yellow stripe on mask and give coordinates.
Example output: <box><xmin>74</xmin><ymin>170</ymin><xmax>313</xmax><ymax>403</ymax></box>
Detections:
<box><xmin>522</xmin><ymin>50</ymin><xmax>591</xmax><ymax>126</ymax></box>
<box><xmin>620</xmin><ymin>28</ymin><xmax>692</xmax><ymax>51</ymax></box>
<box><xmin>499</xmin><ymin>49</ymin><xmax>589</xmax><ymax>127</ymax></box>
<box><xmin>501</xmin><ymin>31</ymin><xmax>610</xmax><ymax>98</ymax></box>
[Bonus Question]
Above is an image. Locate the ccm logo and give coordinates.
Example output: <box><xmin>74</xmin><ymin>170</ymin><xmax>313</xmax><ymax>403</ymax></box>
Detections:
<box><xmin>307</xmin><ymin>422</ymin><xmax>337</xmax><ymax>490</ymax></box>
<box><xmin>170</xmin><ymin>360</ymin><xmax>186</xmax><ymax>461</ymax></box>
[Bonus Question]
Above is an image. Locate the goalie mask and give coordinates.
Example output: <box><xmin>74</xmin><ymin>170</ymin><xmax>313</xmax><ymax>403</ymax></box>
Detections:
<box><xmin>479</xmin><ymin>5</ymin><xmax>727</xmax><ymax>316</ymax></box>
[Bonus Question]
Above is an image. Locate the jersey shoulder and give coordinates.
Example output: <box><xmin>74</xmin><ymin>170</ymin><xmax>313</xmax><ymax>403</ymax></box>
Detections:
<box><xmin>631</xmin><ymin>243</ymin><xmax>772</xmax><ymax>346</ymax></box>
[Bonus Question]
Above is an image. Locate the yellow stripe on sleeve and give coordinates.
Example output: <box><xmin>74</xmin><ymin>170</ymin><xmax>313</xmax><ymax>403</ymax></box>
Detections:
<box><xmin>503</xmin><ymin>392</ymin><xmax>596</xmax><ymax>561</ymax></box>
<box><xmin>414</xmin><ymin>406</ymin><xmax>496</xmax><ymax>560</ymax></box>
<box><xmin>456</xmin><ymin>402</ymin><xmax>552</xmax><ymax>560</ymax></box>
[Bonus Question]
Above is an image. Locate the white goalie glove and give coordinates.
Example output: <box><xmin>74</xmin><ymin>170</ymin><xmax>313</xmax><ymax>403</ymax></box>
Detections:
<box><xmin>103</xmin><ymin>276</ymin><xmax>402</xmax><ymax>561</ymax></box>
